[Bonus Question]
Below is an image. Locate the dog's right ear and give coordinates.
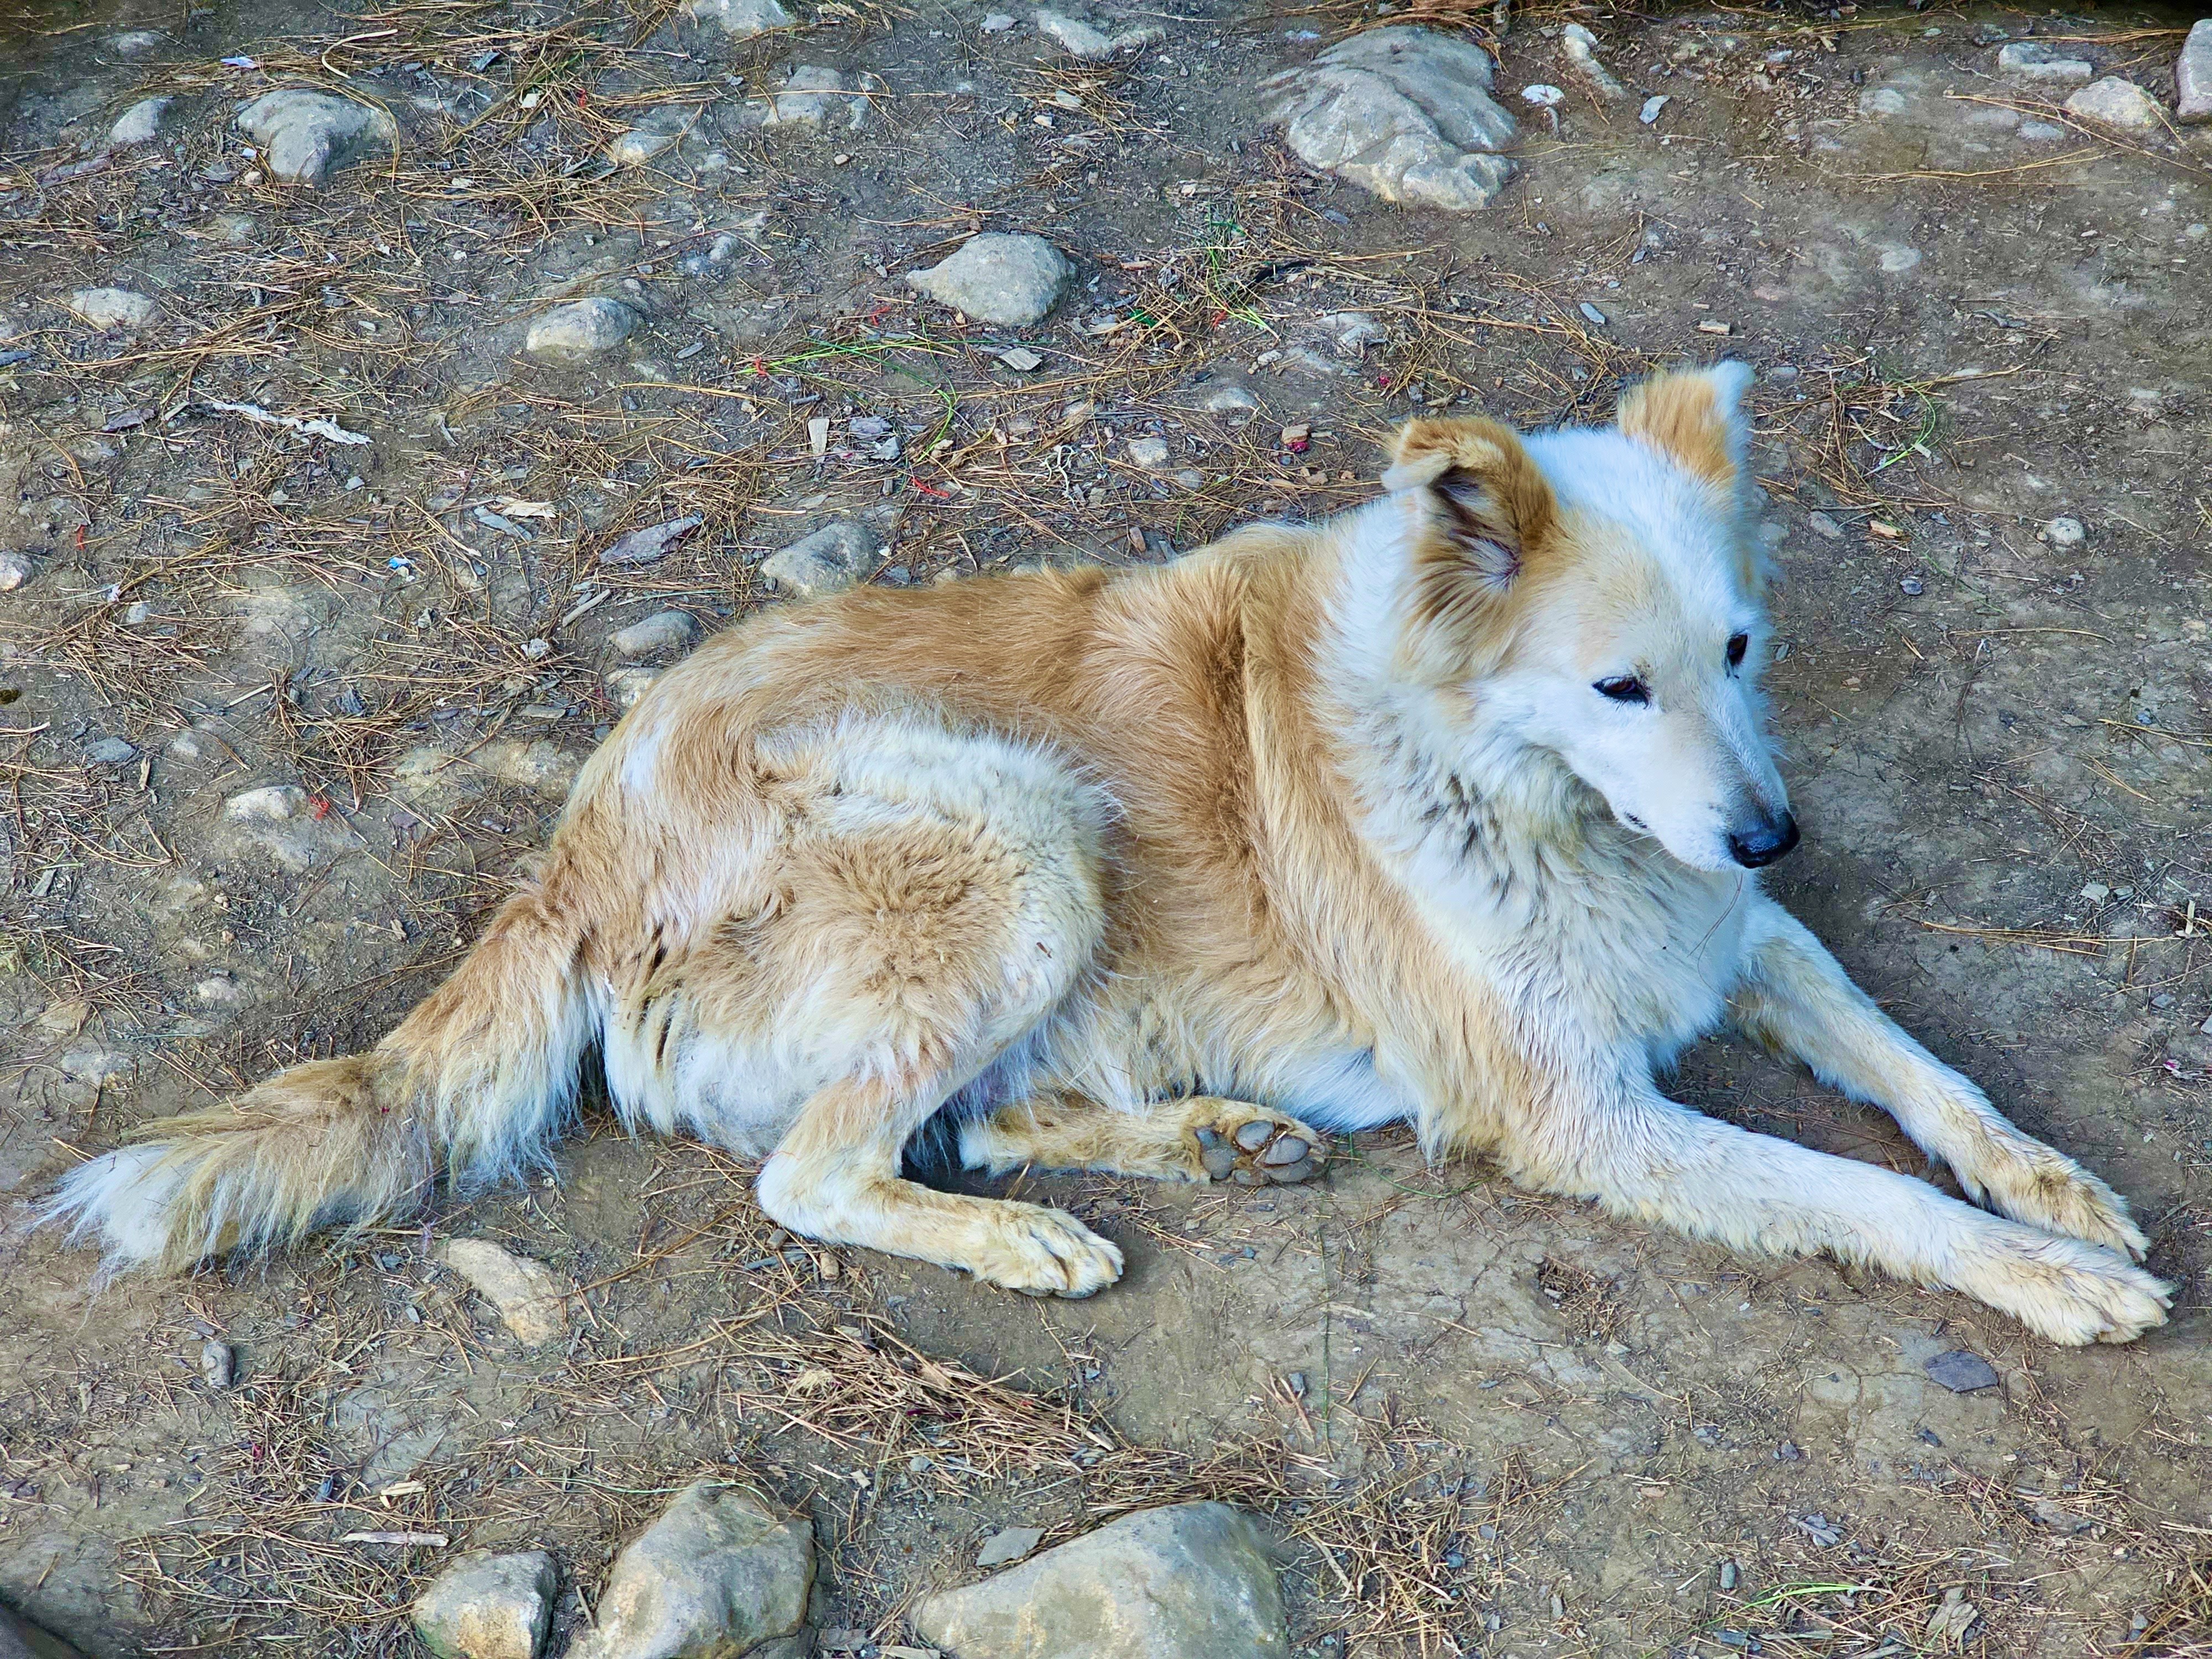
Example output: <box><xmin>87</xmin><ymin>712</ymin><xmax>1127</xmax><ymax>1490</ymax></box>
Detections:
<box><xmin>1384</xmin><ymin>417</ymin><xmax>1556</xmax><ymax>638</ymax></box>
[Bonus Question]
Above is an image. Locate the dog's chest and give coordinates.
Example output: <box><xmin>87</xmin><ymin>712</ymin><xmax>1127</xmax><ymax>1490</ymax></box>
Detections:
<box><xmin>1416</xmin><ymin>839</ymin><xmax>1750</xmax><ymax>1056</ymax></box>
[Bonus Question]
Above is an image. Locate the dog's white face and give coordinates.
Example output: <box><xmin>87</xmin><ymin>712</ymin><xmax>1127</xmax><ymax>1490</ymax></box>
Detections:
<box><xmin>1387</xmin><ymin>363</ymin><xmax>1797</xmax><ymax>874</ymax></box>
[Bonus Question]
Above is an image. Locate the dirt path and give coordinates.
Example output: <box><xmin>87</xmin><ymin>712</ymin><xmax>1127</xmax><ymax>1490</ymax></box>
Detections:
<box><xmin>1</xmin><ymin>0</ymin><xmax>2208</xmax><ymax>1653</ymax></box>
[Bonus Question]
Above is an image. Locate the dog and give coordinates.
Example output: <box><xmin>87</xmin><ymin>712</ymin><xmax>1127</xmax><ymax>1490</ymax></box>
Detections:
<box><xmin>46</xmin><ymin>363</ymin><xmax>2170</xmax><ymax>1344</ymax></box>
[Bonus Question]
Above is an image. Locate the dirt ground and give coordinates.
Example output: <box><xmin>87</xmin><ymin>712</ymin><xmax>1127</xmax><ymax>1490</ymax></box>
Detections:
<box><xmin>1</xmin><ymin>0</ymin><xmax>2208</xmax><ymax>1652</ymax></box>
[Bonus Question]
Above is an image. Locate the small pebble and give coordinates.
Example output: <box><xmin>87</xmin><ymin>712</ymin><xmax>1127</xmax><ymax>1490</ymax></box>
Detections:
<box><xmin>200</xmin><ymin>1339</ymin><xmax>236</xmax><ymax>1387</ymax></box>
<box><xmin>1719</xmin><ymin>1560</ymin><xmax>1739</xmax><ymax>1590</ymax></box>
<box><xmin>1899</xmin><ymin>576</ymin><xmax>1924</xmax><ymax>596</ymax></box>
<box><xmin>1579</xmin><ymin>301</ymin><xmax>1608</xmax><ymax>326</ymax></box>
<box><xmin>2043</xmin><ymin>515</ymin><xmax>2085</xmax><ymax>549</ymax></box>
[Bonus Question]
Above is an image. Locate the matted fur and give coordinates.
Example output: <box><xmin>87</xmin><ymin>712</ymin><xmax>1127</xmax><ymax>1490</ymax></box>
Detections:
<box><xmin>46</xmin><ymin>365</ymin><xmax>2170</xmax><ymax>1344</ymax></box>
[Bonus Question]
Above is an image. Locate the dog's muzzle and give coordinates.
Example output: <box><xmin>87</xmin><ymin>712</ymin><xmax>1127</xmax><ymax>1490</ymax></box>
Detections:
<box><xmin>1728</xmin><ymin>811</ymin><xmax>1800</xmax><ymax>869</ymax></box>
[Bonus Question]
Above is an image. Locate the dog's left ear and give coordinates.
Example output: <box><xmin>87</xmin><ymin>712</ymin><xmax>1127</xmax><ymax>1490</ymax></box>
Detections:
<box><xmin>1384</xmin><ymin>416</ymin><xmax>1556</xmax><ymax>591</ymax></box>
<box><xmin>1615</xmin><ymin>361</ymin><xmax>1755</xmax><ymax>493</ymax></box>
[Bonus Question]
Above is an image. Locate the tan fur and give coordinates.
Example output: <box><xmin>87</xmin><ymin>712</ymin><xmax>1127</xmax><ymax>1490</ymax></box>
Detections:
<box><xmin>49</xmin><ymin>372</ymin><xmax>2169</xmax><ymax>1343</ymax></box>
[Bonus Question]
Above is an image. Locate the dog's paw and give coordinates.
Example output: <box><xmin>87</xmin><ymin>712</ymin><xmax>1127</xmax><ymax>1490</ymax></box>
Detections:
<box><xmin>1958</xmin><ymin>1133</ymin><xmax>2150</xmax><ymax>1261</ymax></box>
<box><xmin>967</xmin><ymin>1203</ymin><xmax>1124</xmax><ymax>1299</ymax></box>
<box><xmin>1953</xmin><ymin>1227</ymin><xmax>2171</xmax><ymax>1346</ymax></box>
<box><xmin>1186</xmin><ymin>1100</ymin><xmax>1328</xmax><ymax>1187</ymax></box>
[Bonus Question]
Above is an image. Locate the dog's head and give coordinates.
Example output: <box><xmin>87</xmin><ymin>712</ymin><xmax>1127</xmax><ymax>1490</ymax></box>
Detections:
<box><xmin>1380</xmin><ymin>362</ymin><xmax>1796</xmax><ymax>873</ymax></box>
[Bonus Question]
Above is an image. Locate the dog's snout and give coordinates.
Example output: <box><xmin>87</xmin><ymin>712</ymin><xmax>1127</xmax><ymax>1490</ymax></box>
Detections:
<box><xmin>1727</xmin><ymin>811</ymin><xmax>1799</xmax><ymax>869</ymax></box>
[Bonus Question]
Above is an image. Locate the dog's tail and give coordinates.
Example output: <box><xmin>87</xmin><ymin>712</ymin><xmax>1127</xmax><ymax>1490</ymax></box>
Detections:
<box><xmin>45</xmin><ymin>878</ymin><xmax>598</xmax><ymax>1279</ymax></box>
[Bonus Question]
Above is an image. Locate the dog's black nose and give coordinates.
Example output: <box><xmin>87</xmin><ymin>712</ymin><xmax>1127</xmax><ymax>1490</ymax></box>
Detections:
<box><xmin>1728</xmin><ymin>812</ymin><xmax>1799</xmax><ymax>869</ymax></box>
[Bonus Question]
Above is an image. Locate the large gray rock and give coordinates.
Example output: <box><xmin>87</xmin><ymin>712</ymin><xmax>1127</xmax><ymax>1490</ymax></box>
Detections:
<box><xmin>413</xmin><ymin>1551</ymin><xmax>559</xmax><ymax>1659</ymax></box>
<box><xmin>1261</xmin><ymin>28</ymin><xmax>1516</xmax><ymax>212</ymax></box>
<box><xmin>234</xmin><ymin>89</ymin><xmax>396</xmax><ymax>185</ymax></box>
<box><xmin>907</xmin><ymin>233</ymin><xmax>1072</xmax><ymax>327</ymax></box>
<box><xmin>2063</xmin><ymin>76</ymin><xmax>2162</xmax><ymax>133</ymax></box>
<box><xmin>65</xmin><ymin>287</ymin><xmax>156</xmax><ymax>330</ymax></box>
<box><xmin>760</xmin><ymin>521</ymin><xmax>877</xmax><ymax>597</ymax></box>
<box><xmin>525</xmin><ymin>298</ymin><xmax>638</xmax><ymax>366</ymax></box>
<box><xmin>2177</xmin><ymin>19</ymin><xmax>2212</xmax><ymax>123</ymax></box>
<box><xmin>911</xmin><ymin>1502</ymin><xmax>1286</xmax><ymax>1659</ymax></box>
<box><xmin>607</xmin><ymin>108</ymin><xmax>699</xmax><ymax>168</ymax></box>
<box><xmin>1032</xmin><ymin>8</ymin><xmax>1162</xmax><ymax>58</ymax></box>
<box><xmin>1995</xmin><ymin>42</ymin><xmax>2092</xmax><ymax>84</ymax></box>
<box><xmin>682</xmin><ymin>0</ymin><xmax>792</xmax><ymax>38</ymax></box>
<box><xmin>109</xmin><ymin>95</ymin><xmax>174</xmax><ymax>147</ymax></box>
<box><xmin>567</xmin><ymin>1482</ymin><xmax>814</xmax><ymax>1659</ymax></box>
<box><xmin>610</xmin><ymin>610</ymin><xmax>701</xmax><ymax>659</ymax></box>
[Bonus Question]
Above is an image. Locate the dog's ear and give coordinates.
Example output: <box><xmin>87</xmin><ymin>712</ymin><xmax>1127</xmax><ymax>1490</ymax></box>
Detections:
<box><xmin>1615</xmin><ymin>361</ymin><xmax>1754</xmax><ymax>491</ymax></box>
<box><xmin>1384</xmin><ymin>418</ymin><xmax>1556</xmax><ymax>626</ymax></box>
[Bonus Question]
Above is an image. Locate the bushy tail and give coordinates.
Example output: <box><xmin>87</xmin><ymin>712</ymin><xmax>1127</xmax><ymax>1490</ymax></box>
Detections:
<box><xmin>45</xmin><ymin>880</ymin><xmax>598</xmax><ymax>1279</ymax></box>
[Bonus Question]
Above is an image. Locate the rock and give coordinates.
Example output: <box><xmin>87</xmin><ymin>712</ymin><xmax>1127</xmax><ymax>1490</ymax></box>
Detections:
<box><xmin>1261</xmin><ymin>28</ymin><xmax>1516</xmax><ymax>213</ymax></box>
<box><xmin>199</xmin><ymin>1339</ymin><xmax>236</xmax><ymax>1386</ymax></box>
<box><xmin>1807</xmin><ymin>511</ymin><xmax>1843</xmax><ymax>540</ymax></box>
<box><xmin>975</xmin><ymin>1526</ymin><xmax>1046</xmax><ymax>1568</ymax></box>
<box><xmin>1128</xmin><ymin>436</ymin><xmax>1171</xmax><ymax>469</ymax></box>
<box><xmin>759</xmin><ymin>65</ymin><xmax>865</xmax><ymax>129</ymax></box>
<box><xmin>610</xmin><ymin>610</ymin><xmax>701</xmax><ymax>659</ymax></box>
<box><xmin>1560</xmin><ymin>23</ymin><xmax>1627</xmax><ymax>101</ymax></box>
<box><xmin>108</xmin><ymin>28</ymin><xmax>161</xmax><ymax>55</ymax></box>
<box><xmin>1639</xmin><ymin>93</ymin><xmax>1669</xmax><ymax>124</ymax></box>
<box><xmin>1996</xmin><ymin>43</ymin><xmax>2093</xmax><ymax>85</ymax></box>
<box><xmin>1317</xmin><ymin>310</ymin><xmax>1386</xmax><ymax>355</ymax></box>
<box><xmin>602</xmin><ymin>514</ymin><xmax>704</xmax><ymax>567</ymax></box>
<box><xmin>2017</xmin><ymin>119</ymin><xmax>2067</xmax><ymax>142</ymax></box>
<box><xmin>1033</xmin><ymin>8</ymin><xmax>1162</xmax><ymax>59</ymax></box>
<box><xmin>109</xmin><ymin>95</ymin><xmax>174</xmax><ymax>147</ymax></box>
<box><xmin>414</xmin><ymin>1551</ymin><xmax>559</xmax><ymax>1659</ymax></box>
<box><xmin>1521</xmin><ymin>84</ymin><xmax>1562</xmax><ymax>108</ymax></box>
<box><xmin>0</xmin><ymin>550</ymin><xmax>34</xmax><ymax>591</ymax></box>
<box><xmin>567</xmin><ymin>1481</ymin><xmax>815</xmax><ymax>1659</ymax></box>
<box><xmin>604</xmin><ymin>667</ymin><xmax>660</xmax><ymax>712</ymax></box>
<box><xmin>608</xmin><ymin>108</ymin><xmax>698</xmax><ymax>166</ymax></box>
<box><xmin>0</xmin><ymin>1604</ymin><xmax>90</xmax><ymax>1659</ymax></box>
<box><xmin>234</xmin><ymin>88</ymin><xmax>396</xmax><ymax>185</ymax></box>
<box><xmin>526</xmin><ymin>298</ymin><xmax>638</xmax><ymax>366</ymax></box>
<box><xmin>912</xmin><ymin>1502</ymin><xmax>1286</xmax><ymax>1659</ymax></box>
<box><xmin>84</xmin><ymin>735</ymin><xmax>138</xmax><ymax>766</ymax></box>
<box><xmin>223</xmin><ymin>783</ymin><xmax>307</xmax><ymax>824</ymax></box>
<box><xmin>1196</xmin><ymin>382</ymin><xmax>1260</xmax><ymax>422</ymax></box>
<box><xmin>760</xmin><ymin>521</ymin><xmax>876</xmax><ymax>597</ymax></box>
<box><xmin>907</xmin><ymin>233</ymin><xmax>1072</xmax><ymax>327</ymax></box>
<box><xmin>998</xmin><ymin>346</ymin><xmax>1044</xmax><ymax>372</ymax></box>
<box><xmin>682</xmin><ymin>0</ymin><xmax>790</xmax><ymax>35</ymax></box>
<box><xmin>2180</xmin><ymin>19</ymin><xmax>2212</xmax><ymax>123</ymax></box>
<box><xmin>2043</xmin><ymin>515</ymin><xmax>2085</xmax><ymax>548</ymax></box>
<box><xmin>65</xmin><ymin>287</ymin><xmax>157</xmax><ymax>330</ymax></box>
<box><xmin>438</xmin><ymin>1239</ymin><xmax>570</xmax><ymax>1345</ymax></box>
<box><xmin>2063</xmin><ymin>77</ymin><xmax>2162</xmax><ymax>134</ymax></box>
<box><xmin>981</xmin><ymin>11</ymin><xmax>1016</xmax><ymax>29</ymax></box>
<box><xmin>1925</xmin><ymin>1350</ymin><xmax>2000</xmax><ymax>1394</ymax></box>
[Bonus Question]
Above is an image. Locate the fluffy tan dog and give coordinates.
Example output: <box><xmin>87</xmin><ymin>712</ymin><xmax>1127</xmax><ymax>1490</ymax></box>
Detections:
<box><xmin>49</xmin><ymin>363</ymin><xmax>2169</xmax><ymax>1344</ymax></box>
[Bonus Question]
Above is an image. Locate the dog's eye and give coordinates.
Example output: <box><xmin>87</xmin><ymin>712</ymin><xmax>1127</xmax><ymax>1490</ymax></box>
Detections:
<box><xmin>1725</xmin><ymin>633</ymin><xmax>1749</xmax><ymax>670</ymax></box>
<box><xmin>1594</xmin><ymin>676</ymin><xmax>1650</xmax><ymax>705</ymax></box>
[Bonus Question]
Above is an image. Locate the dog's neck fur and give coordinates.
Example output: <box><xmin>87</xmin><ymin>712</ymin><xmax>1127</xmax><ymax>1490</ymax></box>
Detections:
<box><xmin>1310</xmin><ymin>498</ymin><xmax>1626</xmax><ymax>914</ymax></box>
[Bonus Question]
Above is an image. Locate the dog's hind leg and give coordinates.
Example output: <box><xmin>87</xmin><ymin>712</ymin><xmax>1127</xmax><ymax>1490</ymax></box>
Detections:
<box><xmin>763</xmin><ymin>1076</ymin><xmax>1125</xmax><ymax>1296</ymax></box>
<box><xmin>1501</xmin><ymin>1072</ymin><xmax>2169</xmax><ymax>1345</ymax></box>
<box><xmin>1728</xmin><ymin>898</ymin><xmax>2148</xmax><ymax>1260</ymax></box>
<box><xmin>740</xmin><ymin>718</ymin><xmax>1125</xmax><ymax>1297</ymax></box>
<box><xmin>958</xmin><ymin>1094</ymin><xmax>1328</xmax><ymax>1186</ymax></box>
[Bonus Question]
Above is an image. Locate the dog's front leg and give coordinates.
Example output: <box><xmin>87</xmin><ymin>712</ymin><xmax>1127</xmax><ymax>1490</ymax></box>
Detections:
<box><xmin>1496</xmin><ymin>1066</ymin><xmax>2169</xmax><ymax>1345</ymax></box>
<box><xmin>1726</xmin><ymin>897</ymin><xmax>2149</xmax><ymax>1260</ymax></box>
